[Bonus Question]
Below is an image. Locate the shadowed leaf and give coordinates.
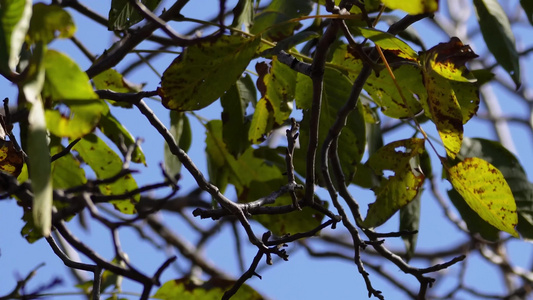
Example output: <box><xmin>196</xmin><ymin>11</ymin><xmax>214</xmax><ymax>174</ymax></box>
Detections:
<box><xmin>153</xmin><ymin>278</ymin><xmax>263</xmax><ymax>300</ymax></box>
<box><xmin>474</xmin><ymin>0</ymin><xmax>520</xmax><ymax>88</ymax></box>
<box><xmin>159</xmin><ymin>35</ymin><xmax>260</xmax><ymax>111</ymax></box>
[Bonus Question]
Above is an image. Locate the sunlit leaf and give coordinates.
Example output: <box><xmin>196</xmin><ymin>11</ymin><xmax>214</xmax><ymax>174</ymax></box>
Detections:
<box><xmin>356</xmin><ymin>27</ymin><xmax>418</xmax><ymax>60</ymax></box>
<box><xmin>43</xmin><ymin>50</ymin><xmax>99</xmax><ymax>101</ymax></box>
<box><xmin>426</xmin><ymin>37</ymin><xmax>478</xmax><ymax>83</ymax></box>
<box><xmin>108</xmin><ymin>0</ymin><xmax>162</xmax><ymax>31</ymax></box>
<box><xmin>249</xmin><ymin>58</ymin><xmax>295</xmax><ymax>143</ymax></box>
<box><xmin>460</xmin><ymin>138</ymin><xmax>533</xmax><ymax>240</ymax></box>
<box><xmin>363</xmin><ymin>138</ymin><xmax>425</xmax><ymax>228</ymax></box>
<box><xmin>153</xmin><ymin>278</ymin><xmax>263</xmax><ymax>300</ymax></box>
<box><xmin>164</xmin><ymin>111</ymin><xmax>191</xmax><ymax>176</ymax></box>
<box><xmin>0</xmin><ymin>0</ymin><xmax>32</xmax><ymax>73</ymax></box>
<box><xmin>99</xmin><ymin>112</ymin><xmax>146</xmax><ymax>164</ymax></box>
<box><xmin>422</xmin><ymin>68</ymin><xmax>463</xmax><ymax>159</ymax></box>
<box><xmin>159</xmin><ymin>35</ymin><xmax>260</xmax><ymax>111</ymax></box>
<box><xmin>27</xmin><ymin>3</ymin><xmax>75</xmax><ymax>44</ymax></box>
<box><xmin>328</xmin><ymin>44</ymin><xmax>364</xmax><ymax>83</ymax></box>
<box><xmin>74</xmin><ymin>133</ymin><xmax>139</xmax><ymax>214</ymax></box>
<box><xmin>42</xmin><ymin>50</ymin><xmax>106</xmax><ymax>138</ymax></box>
<box><xmin>381</xmin><ymin>0</ymin><xmax>439</xmax><ymax>14</ymax></box>
<box><xmin>365</xmin><ymin>64</ymin><xmax>425</xmax><ymax>119</ymax></box>
<box><xmin>448</xmin><ymin>157</ymin><xmax>518</xmax><ymax>237</ymax></box>
<box><xmin>250</xmin><ymin>0</ymin><xmax>313</xmax><ymax>41</ymax></box>
<box><xmin>448</xmin><ymin>187</ymin><xmax>499</xmax><ymax>241</ymax></box>
<box><xmin>45</xmin><ymin>100</ymin><xmax>108</xmax><ymax>139</ymax></box>
<box><xmin>0</xmin><ymin>139</ymin><xmax>23</xmax><ymax>177</ymax></box>
<box><xmin>50</xmin><ymin>142</ymin><xmax>86</xmax><ymax>189</ymax></box>
<box><xmin>474</xmin><ymin>0</ymin><xmax>520</xmax><ymax>88</ymax></box>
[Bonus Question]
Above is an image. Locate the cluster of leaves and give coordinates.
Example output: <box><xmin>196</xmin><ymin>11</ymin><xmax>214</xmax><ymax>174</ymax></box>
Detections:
<box><xmin>1</xmin><ymin>0</ymin><xmax>533</xmax><ymax>299</ymax></box>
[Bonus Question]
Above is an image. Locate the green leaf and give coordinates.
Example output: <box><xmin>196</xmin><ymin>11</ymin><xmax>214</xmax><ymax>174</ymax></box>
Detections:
<box><xmin>381</xmin><ymin>0</ymin><xmax>439</xmax><ymax>14</ymax></box>
<box><xmin>164</xmin><ymin>111</ymin><xmax>191</xmax><ymax>176</ymax></box>
<box><xmin>356</xmin><ymin>27</ymin><xmax>418</xmax><ymax>61</ymax></box>
<box><xmin>474</xmin><ymin>0</ymin><xmax>520</xmax><ymax>88</ymax></box>
<box><xmin>0</xmin><ymin>0</ymin><xmax>32</xmax><ymax>73</ymax></box>
<box><xmin>363</xmin><ymin>138</ymin><xmax>425</xmax><ymax>228</ymax></box>
<box><xmin>365</xmin><ymin>64</ymin><xmax>425</xmax><ymax>119</ymax></box>
<box><xmin>221</xmin><ymin>75</ymin><xmax>254</xmax><ymax>156</ymax></box>
<box><xmin>43</xmin><ymin>50</ymin><xmax>99</xmax><ymax>101</ymax></box>
<box><xmin>231</xmin><ymin>0</ymin><xmax>254</xmax><ymax>32</ymax></box>
<box><xmin>328</xmin><ymin>44</ymin><xmax>364</xmax><ymax>83</ymax></box>
<box><xmin>400</xmin><ymin>192</ymin><xmax>420</xmax><ymax>262</ymax></box>
<box><xmin>108</xmin><ymin>0</ymin><xmax>162</xmax><ymax>31</ymax></box>
<box><xmin>521</xmin><ymin>0</ymin><xmax>533</xmax><ymax>25</ymax></box>
<box><xmin>206</xmin><ymin>120</ymin><xmax>282</xmax><ymax>192</ymax></box>
<box><xmin>27</xmin><ymin>3</ymin><xmax>75</xmax><ymax>44</ymax></box>
<box><xmin>448</xmin><ymin>157</ymin><xmax>519</xmax><ymax>237</ymax></box>
<box><xmin>248</xmin><ymin>58</ymin><xmax>295</xmax><ymax>143</ymax></box>
<box><xmin>262</xmin><ymin>31</ymin><xmax>320</xmax><ymax>57</ymax></box>
<box><xmin>240</xmin><ymin>179</ymin><xmax>325</xmax><ymax>236</ymax></box>
<box><xmin>250</xmin><ymin>0</ymin><xmax>313</xmax><ymax>42</ymax></box>
<box><xmin>42</xmin><ymin>50</ymin><xmax>107</xmax><ymax>138</ymax></box>
<box><xmin>19</xmin><ymin>42</ymin><xmax>52</xmax><ymax>237</ymax></box>
<box><xmin>294</xmin><ymin>67</ymin><xmax>366</xmax><ymax>185</ymax></box>
<box><xmin>159</xmin><ymin>35</ymin><xmax>260</xmax><ymax>111</ymax></box>
<box><xmin>92</xmin><ymin>69</ymin><xmax>142</xmax><ymax>108</ymax></box>
<box><xmin>74</xmin><ymin>134</ymin><xmax>139</xmax><ymax>214</ymax></box>
<box><xmin>459</xmin><ymin>138</ymin><xmax>533</xmax><ymax>240</ymax></box>
<box><xmin>153</xmin><ymin>278</ymin><xmax>263</xmax><ymax>300</ymax></box>
<box><xmin>50</xmin><ymin>143</ymin><xmax>87</xmax><ymax>189</ymax></box>
<box><xmin>45</xmin><ymin>100</ymin><xmax>108</xmax><ymax>139</ymax></box>
<box><xmin>99</xmin><ymin>112</ymin><xmax>146</xmax><ymax>164</ymax></box>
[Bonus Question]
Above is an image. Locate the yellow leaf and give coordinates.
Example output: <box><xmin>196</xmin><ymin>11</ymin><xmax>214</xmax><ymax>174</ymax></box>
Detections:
<box><xmin>448</xmin><ymin>157</ymin><xmax>519</xmax><ymax>237</ymax></box>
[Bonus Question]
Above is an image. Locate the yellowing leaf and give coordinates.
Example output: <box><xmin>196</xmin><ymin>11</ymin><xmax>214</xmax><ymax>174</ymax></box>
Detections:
<box><xmin>422</xmin><ymin>69</ymin><xmax>463</xmax><ymax>158</ymax></box>
<box><xmin>357</xmin><ymin>27</ymin><xmax>418</xmax><ymax>61</ymax></box>
<box><xmin>159</xmin><ymin>35</ymin><xmax>260</xmax><ymax>111</ymax></box>
<box><xmin>448</xmin><ymin>157</ymin><xmax>518</xmax><ymax>237</ymax></box>
<box><xmin>248</xmin><ymin>98</ymin><xmax>274</xmax><ymax>144</ymax></box>
<box><xmin>27</xmin><ymin>3</ymin><xmax>75</xmax><ymax>44</ymax></box>
<box><xmin>381</xmin><ymin>0</ymin><xmax>439</xmax><ymax>14</ymax></box>
<box><xmin>363</xmin><ymin>138</ymin><xmax>426</xmax><ymax>228</ymax></box>
<box><xmin>0</xmin><ymin>139</ymin><xmax>24</xmax><ymax>177</ymax></box>
<box><xmin>365</xmin><ymin>64</ymin><xmax>425</xmax><ymax>119</ymax></box>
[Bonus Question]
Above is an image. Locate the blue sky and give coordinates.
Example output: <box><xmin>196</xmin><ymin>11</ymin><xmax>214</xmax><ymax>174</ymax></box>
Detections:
<box><xmin>1</xmin><ymin>1</ymin><xmax>533</xmax><ymax>299</ymax></box>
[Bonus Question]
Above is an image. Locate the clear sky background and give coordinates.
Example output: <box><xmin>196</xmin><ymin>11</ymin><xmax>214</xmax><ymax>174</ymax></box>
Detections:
<box><xmin>1</xmin><ymin>1</ymin><xmax>533</xmax><ymax>299</ymax></box>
